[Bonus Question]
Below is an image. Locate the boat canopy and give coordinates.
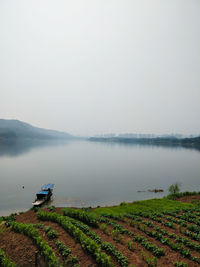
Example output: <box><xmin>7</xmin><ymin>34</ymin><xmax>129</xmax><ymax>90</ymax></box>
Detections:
<box><xmin>41</xmin><ymin>184</ymin><xmax>54</xmax><ymax>190</ymax></box>
<box><xmin>37</xmin><ymin>190</ymin><xmax>49</xmax><ymax>195</ymax></box>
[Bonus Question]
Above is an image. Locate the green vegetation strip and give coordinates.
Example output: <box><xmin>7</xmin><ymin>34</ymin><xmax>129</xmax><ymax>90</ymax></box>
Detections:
<box><xmin>8</xmin><ymin>222</ymin><xmax>59</xmax><ymax>267</ymax></box>
<box><xmin>0</xmin><ymin>249</ymin><xmax>17</xmax><ymax>267</ymax></box>
<box><xmin>62</xmin><ymin>208</ymin><xmax>99</xmax><ymax>228</ymax></box>
<box><xmin>93</xmin><ymin>199</ymin><xmax>196</xmax><ymax>216</ymax></box>
<box><xmin>167</xmin><ymin>191</ymin><xmax>200</xmax><ymax>200</ymax></box>
<box><xmin>174</xmin><ymin>262</ymin><xmax>188</xmax><ymax>267</ymax></box>
<box><xmin>37</xmin><ymin>211</ymin><xmax>113</xmax><ymax>267</ymax></box>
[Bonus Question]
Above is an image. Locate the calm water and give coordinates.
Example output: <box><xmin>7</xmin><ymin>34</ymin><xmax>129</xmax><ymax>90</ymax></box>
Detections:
<box><xmin>0</xmin><ymin>140</ymin><xmax>200</xmax><ymax>215</ymax></box>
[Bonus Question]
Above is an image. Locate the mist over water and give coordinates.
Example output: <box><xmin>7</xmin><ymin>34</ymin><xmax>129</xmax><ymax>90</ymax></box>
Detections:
<box><xmin>0</xmin><ymin>140</ymin><xmax>199</xmax><ymax>215</ymax></box>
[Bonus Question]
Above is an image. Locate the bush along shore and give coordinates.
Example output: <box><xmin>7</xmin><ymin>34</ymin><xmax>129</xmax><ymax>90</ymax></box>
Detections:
<box><xmin>0</xmin><ymin>191</ymin><xmax>200</xmax><ymax>266</ymax></box>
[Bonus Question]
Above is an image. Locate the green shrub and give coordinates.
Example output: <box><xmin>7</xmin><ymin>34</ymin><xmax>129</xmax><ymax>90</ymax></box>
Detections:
<box><xmin>133</xmin><ymin>234</ymin><xmax>165</xmax><ymax>257</ymax></box>
<box><xmin>2</xmin><ymin>214</ymin><xmax>16</xmax><ymax>223</ymax></box>
<box><xmin>141</xmin><ymin>250</ymin><xmax>157</xmax><ymax>267</ymax></box>
<box><xmin>126</xmin><ymin>240</ymin><xmax>135</xmax><ymax>251</ymax></box>
<box><xmin>174</xmin><ymin>262</ymin><xmax>188</xmax><ymax>267</ymax></box>
<box><xmin>56</xmin><ymin>240</ymin><xmax>72</xmax><ymax>258</ymax></box>
<box><xmin>112</xmin><ymin>229</ymin><xmax>123</xmax><ymax>244</ymax></box>
<box><xmin>47</xmin><ymin>206</ymin><xmax>56</xmax><ymax>212</ymax></box>
<box><xmin>44</xmin><ymin>226</ymin><xmax>53</xmax><ymax>233</ymax></box>
<box><xmin>34</xmin><ymin>223</ymin><xmax>44</xmax><ymax>229</ymax></box>
<box><xmin>44</xmin><ymin>225</ymin><xmax>58</xmax><ymax>239</ymax></box>
<box><xmin>71</xmin><ymin>256</ymin><xmax>78</xmax><ymax>264</ymax></box>
<box><xmin>31</xmin><ymin>207</ymin><xmax>41</xmax><ymax>212</ymax></box>
<box><xmin>47</xmin><ymin>229</ymin><xmax>58</xmax><ymax>239</ymax></box>
<box><xmin>100</xmin><ymin>223</ymin><xmax>110</xmax><ymax>235</ymax></box>
<box><xmin>0</xmin><ymin>249</ymin><xmax>17</xmax><ymax>267</ymax></box>
<box><xmin>102</xmin><ymin>242</ymin><xmax>129</xmax><ymax>267</ymax></box>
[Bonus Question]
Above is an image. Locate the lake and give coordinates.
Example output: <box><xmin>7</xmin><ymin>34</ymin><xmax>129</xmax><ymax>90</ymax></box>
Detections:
<box><xmin>0</xmin><ymin>140</ymin><xmax>200</xmax><ymax>215</ymax></box>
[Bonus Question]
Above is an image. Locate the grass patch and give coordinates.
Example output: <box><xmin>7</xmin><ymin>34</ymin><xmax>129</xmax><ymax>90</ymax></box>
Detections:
<box><xmin>93</xmin><ymin>198</ymin><xmax>196</xmax><ymax>215</ymax></box>
<box><xmin>0</xmin><ymin>225</ymin><xmax>6</xmax><ymax>235</ymax></box>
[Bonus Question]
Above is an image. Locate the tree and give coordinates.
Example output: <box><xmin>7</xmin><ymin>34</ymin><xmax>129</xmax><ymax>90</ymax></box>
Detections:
<box><xmin>168</xmin><ymin>183</ymin><xmax>181</xmax><ymax>195</ymax></box>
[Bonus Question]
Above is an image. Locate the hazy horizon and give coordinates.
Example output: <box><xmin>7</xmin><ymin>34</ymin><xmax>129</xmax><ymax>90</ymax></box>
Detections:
<box><xmin>1</xmin><ymin>0</ymin><xmax>200</xmax><ymax>136</ymax></box>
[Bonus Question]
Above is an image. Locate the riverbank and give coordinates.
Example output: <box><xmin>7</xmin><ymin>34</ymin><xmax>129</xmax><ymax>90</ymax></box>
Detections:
<box><xmin>1</xmin><ymin>195</ymin><xmax>200</xmax><ymax>266</ymax></box>
<box><xmin>89</xmin><ymin>136</ymin><xmax>200</xmax><ymax>151</ymax></box>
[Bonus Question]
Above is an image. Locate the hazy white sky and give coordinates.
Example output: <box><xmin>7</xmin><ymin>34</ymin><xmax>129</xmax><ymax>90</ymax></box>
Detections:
<box><xmin>0</xmin><ymin>0</ymin><xmax>199</xmax><ymax>135</ymax></box>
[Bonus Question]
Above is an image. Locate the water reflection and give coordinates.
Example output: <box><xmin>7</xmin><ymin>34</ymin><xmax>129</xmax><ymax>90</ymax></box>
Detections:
<box><xmin>0</xmin><ymin>139</ymin><xmax>199</xmax><ymax>215</ymax></box>
<box><xmin>1</xmin><ymin>138</ymin><xmax>200</xmax><ymax>158</ymax></box>
<box><xmin>0</xmin><ymin>139</ymin><xmax>70</xmax><ymax>157</ymax></box>
<box><xmin>89</xmin><ymin>139</ymin><xmax>200</xmax><ymax>152</ymax></box>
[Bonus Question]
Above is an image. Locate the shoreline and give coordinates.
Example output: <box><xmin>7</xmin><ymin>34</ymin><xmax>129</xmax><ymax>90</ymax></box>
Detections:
<box><xmin>1</xmin><ymin>191</ymin><xmax>200</xmax><ymax>217</ymax></box>
<box><xmin>0</xmin><ymin>192</ymin><xmax>167</xmax><ymax>217</ymax></box>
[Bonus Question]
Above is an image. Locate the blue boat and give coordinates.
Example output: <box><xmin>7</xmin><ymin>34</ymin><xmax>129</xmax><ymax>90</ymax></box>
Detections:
<box><xmin>32</xmin><ymin>184</ymin><xmax>54</xmax><ymax>206</ymax></box>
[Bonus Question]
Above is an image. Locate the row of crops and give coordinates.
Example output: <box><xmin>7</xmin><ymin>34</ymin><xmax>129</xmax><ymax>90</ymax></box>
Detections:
<box><xmin>1</xmin><ymin>205</ymin><xmax>200</xmax><ymax>267</ymax></box>
<box><xmin>61</xmin><ymin>207</ymin><xmax>200</xmax><ymax>266</ymax></box>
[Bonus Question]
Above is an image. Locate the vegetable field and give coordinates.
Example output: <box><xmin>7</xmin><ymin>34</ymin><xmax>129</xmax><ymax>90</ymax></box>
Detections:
<box><xmin>1</xmin><ymin>198</ymin><xmax>200</xmax><ymax>266</ymax></box>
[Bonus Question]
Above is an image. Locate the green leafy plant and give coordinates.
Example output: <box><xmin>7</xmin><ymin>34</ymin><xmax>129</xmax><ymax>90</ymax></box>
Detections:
<box><xmin>100</xmin><ymin>223</ymin><xmax>110</xmax><ymax>235</ymax></box>
<box><xmin>10</xmin><ymin>222</ymin><xmax>59</xmax><ymax>266</ymax></box>
<box><xmin>65</xmin><ymin>256</ymin><xmax>79</xmax><ymax>266</ymax></box>
<box><xmin>37</xmin><ymin>211</ymin><xmax>113</xmax><ymax>267</ymax></box>
<box><xmin>2</xmin><ymin>214</ymin><xmax>16</xmax><ymax>224</ymax></box>
<box><xmin>34</xmin><ymin>223</ymin><xmax>44</xmax><ymax>229</ymax></box>
<box><xmin>44</xmin><ymin>225</ymin><xmax>58</xmax><ymax>239</ymax></box>
<box><xmin>62</xmin><ymin>208</ymin><xmax>99</xmax><ymax>228</ymax></box>
<box><xmin>126</xmin><ymin>240</ymin><xmax>135</xmax><ymax>251</ymax></box>
<box><xmin>56</xmin><ymin>240</ymin><xmax>72</xmax><ymax>258</ymax></box>
<box><xmin>31</xmin><ymin>206</ymin><xmax>41</xmax><ymax>213</ymax></box>
<box><xmin>112</xmin><ymin>229</ymin><xmax>123</xmax><ymax>244</ymax></box>
<box><xmin>45</xmin><ymin>226</ymin><xmax>53</xmax><ymax>233</ymax></box>
<box><xmin>0</xmin><ymin>249</ymin><xmax>17</xmax><ymax>267</ymax></box>
<box><xmin>174</xmin><ymin>262</ymin><xmax>188</xmax><ymax>267</ymax></box>
<box><xmin>102</xmin><ymin>242</ymin><xmax>129</xmax><ymax>267</ymax></box>
<box><xmin>47</xmin><ymin>229</ymin><xmax>58</xmax><ymax>239</ymax></box>
<box><xmin>141</xmin><ymin>250</ymin><xmax>157</xmax><ymax>267</ymax></box>
<box><xmin>47</xmin><ymin>206</ymin><xmax>56</xmax><ymax>212</ymax></box>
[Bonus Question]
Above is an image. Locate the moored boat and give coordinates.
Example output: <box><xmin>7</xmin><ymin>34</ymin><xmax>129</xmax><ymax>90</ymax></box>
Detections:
<box><xmin>32</xmin><ymin>183</ymin><xmax>54</xmax><ymax>206</ymax></box>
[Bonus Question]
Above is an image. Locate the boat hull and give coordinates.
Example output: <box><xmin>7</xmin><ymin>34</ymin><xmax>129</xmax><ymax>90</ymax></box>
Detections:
<box><xmin>32</xmin><ymin>192</ymin><xmax>52</xmax><ymax>207</ymax></box>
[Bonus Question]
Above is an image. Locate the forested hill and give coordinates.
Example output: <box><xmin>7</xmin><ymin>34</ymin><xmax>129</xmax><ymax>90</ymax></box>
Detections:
<box><xmin>0</xmin><ymin>119</ymin><xmax>73</xmax><ymax>140</ymax></box>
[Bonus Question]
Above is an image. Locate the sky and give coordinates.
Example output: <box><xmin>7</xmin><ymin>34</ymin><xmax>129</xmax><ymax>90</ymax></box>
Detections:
<box><xmin>0</xmin><ymin>0</ymin><xmax>200</xmax><ymax>136</ymax></box>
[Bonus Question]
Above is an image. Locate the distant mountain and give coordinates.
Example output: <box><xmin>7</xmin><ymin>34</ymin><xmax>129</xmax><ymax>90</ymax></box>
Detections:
<box><xmin>0</xmin><ymin>119</ymin><xmax>73</xmax><ymax>140</ymax></box>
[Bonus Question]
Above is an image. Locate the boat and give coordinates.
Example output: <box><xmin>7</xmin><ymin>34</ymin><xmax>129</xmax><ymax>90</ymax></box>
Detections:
<box><xmin>32</xmin><ymin>183</ymin><xmax>54</xmax><ymax>206</ymax></box>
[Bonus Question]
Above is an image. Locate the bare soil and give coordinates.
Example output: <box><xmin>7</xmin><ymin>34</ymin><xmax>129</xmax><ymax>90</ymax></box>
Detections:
<box><xmin>177</xmin><ymin>195</ymin><xmax>200</xmax><ymax>203</ymax></box>
<box><xmin>1</xmin><ymin>196</ymin><xmax>200</xmax><ymax>267</ymax></box>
